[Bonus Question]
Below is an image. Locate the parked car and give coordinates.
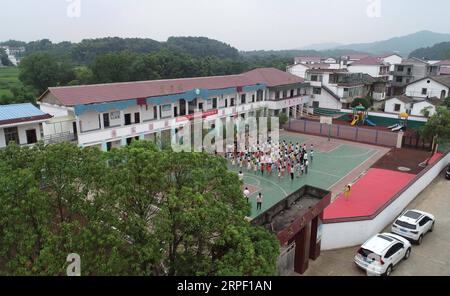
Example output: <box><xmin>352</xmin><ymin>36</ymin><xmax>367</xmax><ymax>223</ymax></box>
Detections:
<box><xmin>445</xmin><ymin>165</ymin><xmax>450</xmax><ymax>180</ymax></box>
<box><xmin>391</xmin><ymin>210</ymin><xmax>435</xmax><ymax>245</ymax></box>
<box><xmin>354</xmin><ymin>233</ymin><xmax>411</xmax><ymax>276</ymax></box>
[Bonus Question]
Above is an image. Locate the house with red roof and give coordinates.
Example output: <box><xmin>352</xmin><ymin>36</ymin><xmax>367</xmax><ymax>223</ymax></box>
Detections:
<box><xmin>37</xmin><ymin>68</ymin><xmax>311</xmax><ymax>150</ymax></box>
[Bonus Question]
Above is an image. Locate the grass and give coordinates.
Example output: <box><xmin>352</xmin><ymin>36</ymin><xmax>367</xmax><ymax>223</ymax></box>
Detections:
<box><xmin>0</xmin><ymin>66</ymin><xmax>21</xmax><ymax>98</ymax></box>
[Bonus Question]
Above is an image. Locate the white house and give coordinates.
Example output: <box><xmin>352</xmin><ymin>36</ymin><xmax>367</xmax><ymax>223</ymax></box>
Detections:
<box><xmin>347</xmin><ymin>56</ymin><xmax>390</xmax><ymax>80</ymax></box>
<box><xmin>410</xmin><ymin>98</ymin><xmax>441</xmax><ymax>117</ymax></box>
<box><xmin>287</xmin><ymin>63</ymin><xmax>340</xmax><ymax>79</ymax></box>
<box><xmin>405</xmin><ymin>76</ymin><xmax>450</xmax><ymax>100</ymax></box>
<box><xmin>0</xmin><ymin>103</ymin><xmax>52</xmax><ymax>148</ymax></box>
<box><xmin>384</xmin><ymin>96</ymin><xmax>414</xmax><ymax>114</ymax></box>
<box><xmin>38</xmin><ymin>68</ymin><xmax>312</xmax><ymax>151</ymax></box>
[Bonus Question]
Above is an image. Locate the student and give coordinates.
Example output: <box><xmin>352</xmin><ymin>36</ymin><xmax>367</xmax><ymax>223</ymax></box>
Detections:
<box><xmin>243</xmin><ymin>187</ymin><xmax>250</xmax><ymax>202</ymax></box>
<box><xmin>256</xmin><ymin>193</ymin><xmax>263</xmax><ymax>210</ymax></box>
<box><xmin>261</xmin><ymin>163</ymin><xmax>265</xmax><ymax>176</ymax></box>
<box><xmin>300</xmin><ymin>162</ymin><xmax>305</xmax><ymax>176</ymax></box>
<box><xmin>238</xmin><ymin>171</ymin><xmax>244</xmax><ymax>181</ymax></box>
<box><xmin>305</xmin><ymin>159</ymin><xmax>309</xmax><ymax>174</ymax></box>
<box><xmin>310</xmin><ymin>145</ymin><xmax>314</xmax><ymax>163</ymax></box>
<box><xmin>344</xmin><ymin>184</ymin><xmax>352</xmax><ymax>201</ymax></box>
<box><xmin>296</xmin><ymin>161</ymin><xmax>301</xmax><ymax>178</ymax></box>
<box><xmin>289</xmin><ymin>164</ymin><xmax>294</xmax><ymax>181</ymax></box>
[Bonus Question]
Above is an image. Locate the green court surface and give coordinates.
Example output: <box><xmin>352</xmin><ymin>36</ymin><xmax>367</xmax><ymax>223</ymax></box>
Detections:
<box><xmin>228</xmin><ymin>134</ymin><xmax>378</xmax><ymax>218</ymax></box>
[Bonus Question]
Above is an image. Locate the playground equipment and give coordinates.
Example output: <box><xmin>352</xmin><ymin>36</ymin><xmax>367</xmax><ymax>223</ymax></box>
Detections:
<box><xmin>390</xmin><ymin>112</ymin><xmax>409</xmax><ymax>132</ymax></box>
<box><xmin>350</xmin><ymin>104</ymin><xmax>376</xmax><ymax>127</ymax></box>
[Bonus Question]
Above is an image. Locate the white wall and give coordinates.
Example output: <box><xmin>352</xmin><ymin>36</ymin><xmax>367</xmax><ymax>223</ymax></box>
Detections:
<box><xmin>384</xmin><ymin>98</ymin><xmax>409</xmax><ymax>114</ymax></box>
<box><xmin>347</xmin><ymin>65</ymin><xmax>380</xmax><ymax>77</ymax></box>
<box><xmin>311</xmin><ymin>90</ymin><xmax>342</xmax><ymax>110</ymax></box>
<box><xmin>321</xmin><ymin>153</ymin><xmax>450</xmax><ymax>250</ymax></box>
<box><xmin>0</xmin><ymin>123</ymin><xmax>43</xmax><ymax>148</ymax></box>
<box><xmin>405</xmin><ymin>78</ymin><xmax>449</xmax><ymax>99</ymax></box>
<box><xmin>411</xmin><ymin>101</ymin><xmax>436</xmax><ymax>117</ymax></box>
<box><xmin>287</xmin><ymin>64</ymin><xmax>310</xmax><ymax>78</ymax></box>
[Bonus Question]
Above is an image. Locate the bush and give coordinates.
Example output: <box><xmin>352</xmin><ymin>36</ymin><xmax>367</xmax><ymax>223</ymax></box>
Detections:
<box><xmin>351</xmin><ymin>97</ymin><xmax>371</xmax><ymax>109</ymax></box>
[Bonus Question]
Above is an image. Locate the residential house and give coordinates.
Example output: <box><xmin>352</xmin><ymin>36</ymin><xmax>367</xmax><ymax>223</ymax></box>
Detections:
<box><xmin>384</xmin><ymin>96</ymin><xmax>415</xmax><ymax>114</ymax></box>
<box><xmin>405</xmin><ymin>75</ymin><xmax>450</xmax><ymax>100</ymax></box>
<box><xmin>0</xmin><ymin>103</ymin><xmax>52</xmax><ymax>148</ymax></box>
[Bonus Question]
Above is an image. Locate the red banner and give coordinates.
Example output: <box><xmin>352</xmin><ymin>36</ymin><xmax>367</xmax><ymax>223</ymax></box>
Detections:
<box><xmin>176</xmin><ymin>109</ymin><xmax>219</xmax><ymax>122</ymax></box>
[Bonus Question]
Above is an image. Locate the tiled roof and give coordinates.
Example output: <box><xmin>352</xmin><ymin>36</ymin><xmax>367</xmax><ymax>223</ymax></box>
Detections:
<box><xmin>40</xmin><ymin>68</ymin><xmax>304</xmax><ymax>106</ymax></box>
<box><xmin>436</xmin><ymin>60</ymin><xmax>450</xmax><ymax>66</ymax></box>
<box><xmin>440</xmin><ymin>68</ymin><xmax>450</xmax><ymax>75</ymax></box>
<box><xmin>387</xmin><ymin>95</ymin><xmax>414</xmax><ymax>104</ymax></box>
<box><xmin>0</xmin><ymin>103</ymin><xmax>52</xmax><ymax>125</ymax></box>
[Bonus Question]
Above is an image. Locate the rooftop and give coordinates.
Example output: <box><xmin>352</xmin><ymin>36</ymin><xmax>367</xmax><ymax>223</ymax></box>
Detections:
<box><xmin>0</xmin><ymin>103</ymin><xmax>52</xmax><ymax>126</ymax></box>
<box><xmin>39</xmin><ymin>68</ymin><xmax>305</xmax><ymax>106</ymax></box>
<box><xmin>349</xmin><ymin>56</ymin><xmax>386</xmax><ymax>66</ymax></box>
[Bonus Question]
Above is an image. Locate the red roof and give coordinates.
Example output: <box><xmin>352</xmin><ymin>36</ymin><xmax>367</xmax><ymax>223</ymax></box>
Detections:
<box><xmin>436</xmin><ymin>60</ymin><xmax>450</xmax><ymax>66</ymax></box>
<box><xmin>440</xmin><ymin>68</ymin><xmax>450</xmax><ymax>75</ymax></box>
<box><xmin>41</xmin><ymin>68</ymin><xmax>304</xmax><ymax>106</ymax></box>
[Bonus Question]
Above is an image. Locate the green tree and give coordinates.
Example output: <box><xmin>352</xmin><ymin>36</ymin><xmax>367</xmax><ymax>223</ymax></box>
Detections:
<box><xmin>351</xmin><ymin>97</ymin><xmax>371</xmax><ymax>109</ymax></box>
<box><xmin>421</xmin><ymin>107</ymin><xmax>450</xmax><ymax>153</ymax></box>
<box><xmin>19</xmin><ymin>53</ymin><xmax>75</xmax><ymax>94</ymax></box>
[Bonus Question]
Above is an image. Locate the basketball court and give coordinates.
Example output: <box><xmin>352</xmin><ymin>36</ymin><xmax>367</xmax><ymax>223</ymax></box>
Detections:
<box><xmin>228</xmin><ymin>131</ymin><xmax>390</xmax><ymax>218</ymax></box>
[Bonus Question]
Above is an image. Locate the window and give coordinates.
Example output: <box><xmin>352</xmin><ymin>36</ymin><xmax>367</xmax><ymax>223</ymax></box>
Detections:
<box><xmin>283</xmin><ymin>90</ymin><xmax>287</xmax><ymax>98</ymax></box>
<box><xmin>312</xmin><ymin>101</ymin><xmax>320</xmax><ymax>108</ymax></box>
<box><xmin>419</xmin><ymin>217</ymin><xmax>431</xmax><ymax>227</ymax></box>
<box><xmin>103</xmin><ymin>113</ymin><xmax>110</xmax><ymax>128</ymax></box>
<box><xmin>275</xmin><ymin>91</ymin><xmax>280</xmax><ymax>99</ymax></box>
<box><xmin>397</xmin><ymin>66</ymin><xmax>404</xmax><ymax>72</ymax></box>
<box><xmin>385</xmin><ymin>243</ymin><xmax>403</xmax><ymax>258</ymax></box>
<box><xmin>311</xmin><ymin>75</ymin><xmax>318</xmax><ymax>81</ymax></box>
<box><xmin>124</xmin><ymin>114</ymin><xmax>132</xmax><ymax>125</ymax></box>
<box><xmin>313</xmin><ymin>87</ymin><xmax>321</xmax><ymax>95</ymax></box>
<box><xmin>198</xmin><ymin>102</ymin><xmax>204</xmax><ymax>111</ymax></box>
<box><xmin>290</xmin><ymin>89</ymin><xmax>294</xmax><ymax>98</ymax></box>
<box><xmin>241</xmin><ymin>94</ymin><xmax>246</xmax><ymax>104</ymax></box>
<box><xmin>153</xmin><ymin>106</ymin><xmax>158</xmax><ymax>119</ymax></box>
<box><xmin>422</xmin><ymin>88</ymin><xmax>427</xmax><ymax>95</ymax></box>
<box><xmin>25</xmin><ymin>129</ymin><xmax>37</xmax><ymax>144</ymax></box>
<box><xmin>395</xmin><ymin>220</ymin><xmax>416</xmax><ymax>230</ymax></box>
<box><xmin>394</xmin><ymin>104</ymin><xmax>401</xmax><ymax>112</ymax></box>
<box><xmin>4</xmin><ymin>127</ymin><xmax>19</xmax><ymax>145</ymax></box>
<box><xmin>230</xmin><ymin>98</ymin><xmax>235</xmax><ymax>107</ymax></box>
<box><xmin>396</xmin><ymin>76</ymin><xmax>403</xmax><ymax>83</ymax></box>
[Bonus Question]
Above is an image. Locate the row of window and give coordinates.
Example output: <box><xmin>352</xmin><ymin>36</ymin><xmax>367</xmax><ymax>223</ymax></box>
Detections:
<box><xmin>3</xmin><ymin>127</ymin><xmax>38</xmax><ymax>146</ymax></box>
<box><xmin>274</xmin><ymin>88</ymin><xmax>306</xmax><ymax>100</ymax></box>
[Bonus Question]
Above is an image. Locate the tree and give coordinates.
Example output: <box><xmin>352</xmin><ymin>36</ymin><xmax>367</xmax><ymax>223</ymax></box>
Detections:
<box><xmin>19</xmin><ymin>53</ymin><xmax>75</xmax><ymax>94</ymax></box>
<box><xmin>351</xmin><ymin>97</ymin><xmax>371</xmax><ymax>109</ymax></box>
<box><xmin>0</xmin><ymin>141</ymin><xmax>280</xmax><ymax>276</ymax></box>
<box><xmin>421</xmin><ymin>107</ymin><xmax>450</xmax><ymax>153</ymax></box>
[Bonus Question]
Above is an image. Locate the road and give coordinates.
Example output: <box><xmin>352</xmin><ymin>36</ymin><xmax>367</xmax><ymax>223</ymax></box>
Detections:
<box><xmin>302</xmin><ymin>171</ymin><xmax>450</xmax><ymax>276</ymax></box>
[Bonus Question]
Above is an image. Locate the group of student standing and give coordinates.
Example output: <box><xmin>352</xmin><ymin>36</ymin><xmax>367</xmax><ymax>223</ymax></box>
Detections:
<box><xmin>233</xmin><ymin>140</ymin><xmax>316</xmax><ymax>211</ymax></box>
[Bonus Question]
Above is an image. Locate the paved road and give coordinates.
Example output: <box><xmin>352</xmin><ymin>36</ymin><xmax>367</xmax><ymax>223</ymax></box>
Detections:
<box><xmin>303</xmin><ymin>172</ymin><xmax>450</xmax><ymax>276</ymax></box>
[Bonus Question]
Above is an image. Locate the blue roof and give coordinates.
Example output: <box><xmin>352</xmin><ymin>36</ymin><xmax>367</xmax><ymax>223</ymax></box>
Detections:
<box><xmin>0</xmin><ymin>103</ymin><xmax>47</xmax><ymax>121</ymax></box>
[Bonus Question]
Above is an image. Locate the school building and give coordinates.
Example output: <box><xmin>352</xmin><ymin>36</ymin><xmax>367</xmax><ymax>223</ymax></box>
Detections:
<box><xmin>37</xmin><ymin>68</ymin><xmax>312</xmax><ymax>150</ymax></box>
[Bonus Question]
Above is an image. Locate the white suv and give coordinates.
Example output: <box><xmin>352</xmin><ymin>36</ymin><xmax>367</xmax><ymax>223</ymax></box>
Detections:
<box><xmin>354</xmin><ymin>233</ymin><xmax>412</xmax><ymax>276</ymax></box>
<box><xmin>391</xmin><ymin>210</ymin><xmax>435</xmax><ymax>245</ymax></box>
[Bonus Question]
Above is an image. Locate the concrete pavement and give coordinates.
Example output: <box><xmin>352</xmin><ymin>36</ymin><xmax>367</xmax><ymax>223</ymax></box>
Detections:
<box><xmin>302</xmin><ymin>171</ymin><xmax>450</xmax><ymax>276</ymax></box>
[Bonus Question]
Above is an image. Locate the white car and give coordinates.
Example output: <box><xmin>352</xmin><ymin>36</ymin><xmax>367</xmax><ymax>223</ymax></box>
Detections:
<box><xmin>354</xmin><ymin>233</ymin><xmax>412</xmax><ymax>276</ymax></box>
<box><xmin>391</xmin><ymin>210</ymin><xmax>435</xmax><ymax>245</ymax></box>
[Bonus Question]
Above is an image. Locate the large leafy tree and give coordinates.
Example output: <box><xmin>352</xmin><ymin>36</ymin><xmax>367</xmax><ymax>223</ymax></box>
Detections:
<box><xmin>19</xmin><ymin>53</ymin><xmax>75</xmax><ymax>94</ymax></box>
<box><xmin>0</xmin><ymin>141</ymin><xmax>279</xmax><ymax>276</ymax></box>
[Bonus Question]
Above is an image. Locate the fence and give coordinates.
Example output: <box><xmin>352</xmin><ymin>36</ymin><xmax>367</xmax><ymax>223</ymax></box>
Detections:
<box><xmin>285</xmin><ymin>119</ymin><xmax>399</xmax><ymax>147</ymax></box>
<box><xmin>277</xmin><ymin>243</ymin><xmax>296</xmax><ymax>276</ymax></box>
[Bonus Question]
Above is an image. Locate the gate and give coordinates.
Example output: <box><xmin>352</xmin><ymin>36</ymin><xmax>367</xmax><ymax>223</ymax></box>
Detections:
<box><xmin>277</xmin><ymin>242</ymin><xmax>296</xmax><ymax>276</ymax></box>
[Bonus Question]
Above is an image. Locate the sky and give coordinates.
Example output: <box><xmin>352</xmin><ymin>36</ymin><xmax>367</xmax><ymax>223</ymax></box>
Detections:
<box><xmin>1</xmin><ymin>0</ymin><xmax>450</xmax><ymax>51</ymax></box>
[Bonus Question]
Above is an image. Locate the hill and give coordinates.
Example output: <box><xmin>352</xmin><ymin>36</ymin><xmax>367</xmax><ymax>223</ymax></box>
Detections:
<box><xmin>0</xmin><ymin>36</ymin><xmax>240</xmax><ymax>65</ymax></box>
<box><xmin>409</xmin><ymin>41</ymin><xmax>450</xmax><ymax>60</ymax></box>
<box><xmin>335</xmin><ymin>30</ymin><xmax>450</xmax><ymax>57</ymax></box>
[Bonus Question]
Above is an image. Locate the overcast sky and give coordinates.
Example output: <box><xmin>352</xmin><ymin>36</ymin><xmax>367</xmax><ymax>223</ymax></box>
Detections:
<box><xmin>2</xmin><ymin>0</ymin><xmax>450</xmax><ymax>51</ymax></box>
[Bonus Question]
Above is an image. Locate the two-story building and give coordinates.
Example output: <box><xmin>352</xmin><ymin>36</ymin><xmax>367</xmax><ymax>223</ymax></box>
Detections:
<box><xmin>0</xmin><ymin>103</ymin><xmax>52</xmax><ymax>148</ymax></box>
<box><xmin>38</xmin><ymin>68</ymin><xmax>311</xmax><ymax>151</ymax></box>
<box><xmin>391</xmin><ymin>57</ymin><xmax>441</xmax><ymax>95</ymax></box>
<box><xmin>347</xmin><ymin>56</ymin><xmax>390</xmax><ymax>80</ymax></box>
<box><xmin>303</xmin><ymin>68</ymin><xmax>387</xmax><ymax>110</ymax></box>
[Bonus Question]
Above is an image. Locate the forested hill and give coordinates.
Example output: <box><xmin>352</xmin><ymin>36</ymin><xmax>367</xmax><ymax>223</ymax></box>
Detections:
<box><xmin>0</xmin><ymin>36</ymin><xmax>240</xmax><ymax>64</ymax></box>
<box><xmin>409</xmin><ymin>42</ymin><xmax>450</xmax><ymax>60</ymax></box>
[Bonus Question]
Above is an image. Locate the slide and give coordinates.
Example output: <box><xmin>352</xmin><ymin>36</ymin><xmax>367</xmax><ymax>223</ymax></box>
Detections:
<box><xmin>392</xmin><ymin>125</ymin><xmax>404</xmax><ymax>132</ymax></box>
<box><xmin>388</xmin><ymin>124</ymin><xmax>400</xmax><ymax>129</ymax></box>
<box><xmin>351</xmin><ymin>116</ymin><xmax>359</xmax><ymax>126</ymax></box>
<box><xmin>365</xmin><ymin>119</ymin><xmax>376</xmax><ymax>127</ymax></box>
